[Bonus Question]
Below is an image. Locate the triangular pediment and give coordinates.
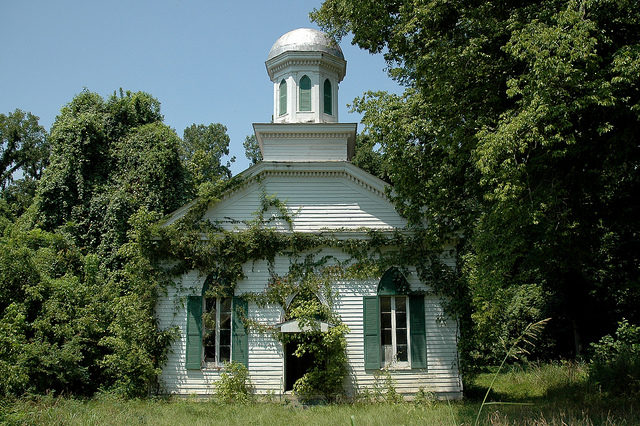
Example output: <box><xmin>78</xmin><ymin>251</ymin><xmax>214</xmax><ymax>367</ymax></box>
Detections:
<box><xmin>164</xmin><ymin>162</ymin><xmax>406</xmax><ymax>232</ymax></box>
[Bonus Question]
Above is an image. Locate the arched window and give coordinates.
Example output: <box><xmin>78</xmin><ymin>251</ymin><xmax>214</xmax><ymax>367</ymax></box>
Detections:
<box><xmin>185</xmin><ymin>275</ymin><xmax>248</xmax><ymax>369</ymax></box>
<box><xmin>299</xmin><ymin>75</ymin><xmax>311</xmax><ymax>111</ymax></box>
<box><xmin>279</xmin><ymin>79</ymin><xmax>287</xmax><ymax>116</ymax></box>
<box><xmin>323</xmin><ymin>79</ymin><xmax>332</xmax><ymax>115</ymax></box>
<box><xmin>362</xmin><ymin>267</ymin><xmax>427</xmax><ymax>370</ymax></box>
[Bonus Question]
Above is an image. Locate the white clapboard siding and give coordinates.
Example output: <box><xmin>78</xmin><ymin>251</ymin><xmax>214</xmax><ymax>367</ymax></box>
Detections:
<box><xmin>157</xmin><ymin>250</ymin><xmax>463</xmax><ymax>398</ymax></box>
<box><xmin>197</xmin><ymin>170</ymin><xmax>406</xmax><ymax>232</ymax></box>
<box><xmin>261</xmin><ymin>138</ymin><xmax>347</xmax><ymax>162</ymax></box>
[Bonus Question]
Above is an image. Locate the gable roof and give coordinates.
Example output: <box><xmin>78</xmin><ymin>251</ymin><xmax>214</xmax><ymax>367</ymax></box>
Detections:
<box><xmin>164</xmin><ymin>161</ymin><xmax>402</xmax><ymax>231</ymax></box>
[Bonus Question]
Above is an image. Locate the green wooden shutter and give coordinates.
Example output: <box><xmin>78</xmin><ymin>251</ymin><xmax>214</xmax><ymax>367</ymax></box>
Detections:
<box><xmin>299</xmin><ymin>75</ymin><xmax>311</xmax><ymax>111</ymax></box>
<box><xmin>231</xmin><ymin>297</ymin><xmax>248</xmax><ymax>366</ymax></box>
<box><xmin>323</xmin><ymin>79</ymin><xmax>332</xmax><ymax>115</ymax></box>
<box><xmin>409</xmin><ymin>295</ymin><xmax>427</xmax><ymax>369</ymax></box>
<box><xmin>186</xmin><ymin>295</ymin><xmax>203</xmax><ymax>369</ymax></box>
<box><xmin>363</xmin><ymin>296</ymin><xmax>381</xmax><ymax>370</ymax></box>
<box><xmin>279</xmin><ymin>79</ymin><xmax>287</xmax><ymax>115</ymax></box>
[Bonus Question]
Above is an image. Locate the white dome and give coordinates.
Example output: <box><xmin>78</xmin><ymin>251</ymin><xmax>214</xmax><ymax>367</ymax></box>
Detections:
<box><xmin>267</xmin><ymin>28</ymin><xmax>344</xmax><ymax>61</ymax></box>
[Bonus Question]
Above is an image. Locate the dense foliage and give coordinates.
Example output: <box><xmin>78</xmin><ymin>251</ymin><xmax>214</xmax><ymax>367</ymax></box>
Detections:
<box><xmin>0</xmin><ymin>90</ymin><xmax>233</xmax><ymax>398</ymax></box>
<box><xmin>589</xmin><ymin>319</ymin><xmax>640</xmax><ymax>395</ymax></box>
<box><xmin>312</xmin><ymin>0</ymin><xmax>640</xmax><ymax>365</ymax></box>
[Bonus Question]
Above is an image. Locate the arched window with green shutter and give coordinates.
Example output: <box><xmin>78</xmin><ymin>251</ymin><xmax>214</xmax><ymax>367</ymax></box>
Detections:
<box><xmin>299</xmin><ymin>75</ymin><xmax>311</xmax><ymax>111</ymax></box>
<box><xmin>363</xmin><ymin>267</ymin><xmax>427</xmax><ymax>370</ymax></box>
<box><xmin>185</xmin><ymin>275</ymin><xmax>249</xmax><ymax>369</ymax></box>
<box><xmin>279</xmin><ymin>79</ymin><xmax>287</xmax><ymax>116</ymax></box>
<box><xmin>323</xmin><ymin>79</ymin><xmax>332</xmax><ymax>115</ymax></box>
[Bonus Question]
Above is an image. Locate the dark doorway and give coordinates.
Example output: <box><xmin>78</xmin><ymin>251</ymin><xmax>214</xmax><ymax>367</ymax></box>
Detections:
<box><xmin>285</xmin><ymin>339</ymin><xmax>316</xmax><ymax>391</ymax></box>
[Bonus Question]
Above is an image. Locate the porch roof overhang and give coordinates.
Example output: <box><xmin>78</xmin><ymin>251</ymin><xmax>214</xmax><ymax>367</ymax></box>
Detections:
<box><xmin>276</xmin><ymin>319</ymin><xmax>330</xmax><ymax>333</ymax></box>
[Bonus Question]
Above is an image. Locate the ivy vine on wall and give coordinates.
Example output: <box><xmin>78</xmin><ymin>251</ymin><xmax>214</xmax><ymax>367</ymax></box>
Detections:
<box><xmin>147</xmin><ymin>176</ymin><xmax>458</xmax><ymax>398</ymax></box>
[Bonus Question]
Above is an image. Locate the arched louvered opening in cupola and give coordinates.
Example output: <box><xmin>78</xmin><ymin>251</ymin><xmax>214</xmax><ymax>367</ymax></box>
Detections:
<box><xmin>279</xmin><ymin>79</ymin><xmax>287</xmax><ymax>116</ymax></box>
<box><xmin>323</xmin><ymin>79</ymin><xmax>332</xmax><ymax>115</ymax></box>
<box><xmin>299</xmin><ymin>75</ymin><xmax>311</xmax><ymax>111</ymax></box>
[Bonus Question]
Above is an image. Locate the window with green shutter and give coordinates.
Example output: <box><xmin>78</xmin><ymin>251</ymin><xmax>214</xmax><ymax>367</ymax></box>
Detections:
<box><xmin>185</xmin><ymin>281</ymin><xmax>249</xmax><ymax>369</ymax></box>
<box><xmin>363</xmin><ymin>268</ymin><xmax>427</xmax><ymax>370</ymax></box>
<box><xmin>279</xmin><ymin>79</ymin><xmax>287</xmax><ymax>116</ymax></box>
<box><xmin>323</xmin><ymin>79</ymin><xmax>332</xmax><ymax>115</ymax></box>
<box><xmin>186</xmin><ymin>295</ymin><xmax>203</xmax><ymax>369</ymax></box>
<box><xmin>231</xmin><ymin>297</ymin><xmax>248</xmax><ymax>367</ymax></box>
<box><xmin>363</xmin><ymin>296</ymin><xmax>380</xmax><ymax>369</ymax></box>
<box><xmin>409</xmin><ymin>295</ymin><xmax>427</xmax><ymax>369</ymax></box>
<box><xmin>299</xmin><ymin>75</ymin><xmax>311</xmax><ymax>111</ymax></box>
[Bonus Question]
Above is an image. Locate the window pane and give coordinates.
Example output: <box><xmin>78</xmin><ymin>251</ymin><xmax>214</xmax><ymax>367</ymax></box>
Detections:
<box><xmin>220</xmin><ymin>345</ymin><xmax>230</xmax><ymax>363</ymax></box>
<box><xmin>220</xmin><ymin>329</ymin><xmax>231</xmax><ymax>346</ymax></box>
<box><xmin>396</xmin><ymin>329</ymin><xmax>407</xmax><ymax>345</ymax></box>
<box><xmin>396</xmin><ymin>312</ymin><xmax>406</xmax><ymax>328</ymax></box>
<box><xmin>220</xmin><ymin>313</ymin><xmax>231</xmax><ymax>330</ymax></box>
<box><xmin>381</xmin><ymin>312</ymin><xmax>392</xmax><ymax>329</ymax></box>
<box><xmin>397</xmin><ymin>345</ymin><xmax>408</xmax><ymax>362</ymax></box>
<box><xmin>382</xmin><ymin>345</ymin><xmax>393</xmax><ymax>364</ymax></box>
<box><xmin>395</xmin><ymin>297</ymin><xmax>406</xmax><ymax>312</ymax></box>
<box><xmin>380</xmin><ymin>296</ymin><xmax>391</xmax><ymax>312</ymax></box>
<box><xmin>221</xmin><ymin>298</ymin><xmax>232</xmax><ymax>313</ymax></box>
<box><xmin>204</xmin><ymin>333</ymin><xmax>216</xmax><ymax>362</ymax></box>
<box><xmin>382</xmin><ymin>329</ymin><xmax>392</xmax><ymax>346</ymax></box>
<box><xmin>205</xmin><ymin>297</ymin><xmax>216</xmax><ymax>313</ymax></box>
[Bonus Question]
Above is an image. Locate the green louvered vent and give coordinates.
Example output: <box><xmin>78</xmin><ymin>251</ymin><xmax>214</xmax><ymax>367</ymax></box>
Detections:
<box><xmin>409</xmin><ymin>295</ymin><xmax>427</xmax><ymax>369</ymax></box>
<box><xmin>279</xmin><ymin>79</ymin><xmax>287</xmax><ymax>116</ymax></box>
<box><xmin>299</xmin><ymin>75</ymin><xmax>311</xmax><ymax>111</ymax></box>
<box><xmin>231</xmin><ymin>297</ymin><xmax>248</xmax><ymax>367</ymax></box>
<box><xmin>323</xmin><ymin>79</ymin><xmax>332</xmax><ymax>115</ymax></box>
<box><xmin>363</xmin><ymin>296</ymin><xmax>381</xmax><ymax>370</ymax></box>
<box><xmin>185</xmin><ymin>295</ymin><xmax>203</xmax><ymax>369</ymax></box>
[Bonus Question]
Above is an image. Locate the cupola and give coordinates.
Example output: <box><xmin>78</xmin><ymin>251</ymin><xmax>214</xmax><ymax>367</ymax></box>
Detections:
<box><xmin>265</xmin><ymin>28</ymin><xmax>346</xmax><ymax>124</ymax></box>
<box><xmin>254</xmin><ymin>28</ymin><xmax>356</xmax><ymax>163</ymax></box>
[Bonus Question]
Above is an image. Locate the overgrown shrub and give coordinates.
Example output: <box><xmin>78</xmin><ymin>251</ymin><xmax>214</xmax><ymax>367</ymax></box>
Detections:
<box><xmin>589</xmin><ymin>319</ymin><xmax>640</xmax><ymax>395</ymax></box>
<box><xmin>356</xmin><ymin>369</ymin><xmax>403</xmax><ymax>403</ymax></box>
<box><xmin>0</xmin><ymin>211</ymin><xmax>175</xmax><ymax>398</ymax></box>
<box><xmin>290</xmin><ymin>324</ymin><xmax>349</xmax><ymax>401</ymax></box>
<box><xmin>215</xmin><ymin>361</ymin><xmax>253</xmax><ymax>403</ymax></box>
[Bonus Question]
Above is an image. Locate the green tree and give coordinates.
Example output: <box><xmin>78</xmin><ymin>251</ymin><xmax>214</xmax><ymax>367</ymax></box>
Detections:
<box><xmin>242</xmin><ymin>134</ymin><xmax>262</xmax><ymax>166</ymax></box>
<box><xmin>34</xmin><ymin>89</ymin><xmax>188</xmax><ymax>257</ymax></box>
<box><xmin>351</xmin><ymin>133</ymin><xmax>389</xmax><ymax>183</ymax></box>
<box><xmin>0</xmin><ymin>110</ymin><xmax>49</xmax><ymax>217</ymax></box>
<box><xmin>313</xmin><ymin>0</ymin><xmax>640</xmax><ymax>362</ymax></box>
<box><xmin>182</xmin><ymin>123</ymin><xmax>233</xmax><ymax>189</ymax></box>
<box><xmin>0</xmin><ymin>109</ymin><xmax>49</xmax><ymax>190</ymax></box>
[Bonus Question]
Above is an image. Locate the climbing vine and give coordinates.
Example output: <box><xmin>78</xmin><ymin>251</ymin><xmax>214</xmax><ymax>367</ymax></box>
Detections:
<box><xmin>147</xmin><ymin>178</ymin><xmax>458</xmax><ymax>398</ymax></box>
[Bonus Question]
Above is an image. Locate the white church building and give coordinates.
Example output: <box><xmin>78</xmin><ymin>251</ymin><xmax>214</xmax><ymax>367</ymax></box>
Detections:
<box><xmin>156</xmin><ymin>28</ymin><xmax>463</xmax><ymax>399</ymax></box>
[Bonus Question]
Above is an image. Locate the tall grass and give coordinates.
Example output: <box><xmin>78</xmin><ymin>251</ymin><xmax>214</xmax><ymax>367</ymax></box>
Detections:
<box><xmin>474</xmin><ymin>318</ymin><xmax>550</xmax><ymax>425</ymax></box>
<box><xmin>2</xmin><ymin>363</ymin><xmax>638</xmax><ymax>425</ymax></box>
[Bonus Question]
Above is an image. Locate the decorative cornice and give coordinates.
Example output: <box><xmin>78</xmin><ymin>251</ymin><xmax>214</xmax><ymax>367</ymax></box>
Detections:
<box><xmin>269</xmin><ymin>59</ymin><xmax>343</xmax><ymax>78</ymax></box>
<box><xmin>242</xmin><ymin>167</ymin><xmax>388</xmax><ymax>199</ymax></box>
<box><xmin>265</xmin><ymin>51</ymin><xmax>346</xmax><ymax>82</ymax></box>
<box><xmin>261</xmin><ymin>132</ymin><xmax>353</xmax><ymax>139</ymax></box>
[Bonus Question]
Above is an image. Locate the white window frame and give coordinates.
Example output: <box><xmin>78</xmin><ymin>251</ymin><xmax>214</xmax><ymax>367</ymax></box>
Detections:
<box><xmin>203</xmin><ymin>296</ymin><xmax>232</xmax><ymax>366</ymax></box>
<box><xmin>380</xmin><ymin>295</ymin><xmax>411</xmax><ymax>369</ymax></box>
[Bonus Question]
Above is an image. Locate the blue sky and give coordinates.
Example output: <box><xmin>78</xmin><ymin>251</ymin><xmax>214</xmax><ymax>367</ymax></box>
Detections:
<box><xmin>1</xmin><ymin>0</ymin><xmax>402</xmax><ymax>174</ymax></box>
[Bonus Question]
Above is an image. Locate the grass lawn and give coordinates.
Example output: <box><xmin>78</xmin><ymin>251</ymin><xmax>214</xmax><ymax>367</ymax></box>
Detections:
<box><xmin>2</xmin><ymin>363</ymin><xmax>638</xmax><ymax>425</ymax></box>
